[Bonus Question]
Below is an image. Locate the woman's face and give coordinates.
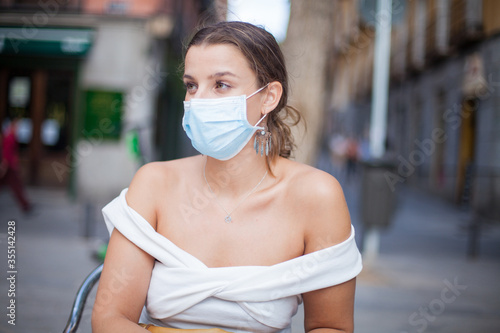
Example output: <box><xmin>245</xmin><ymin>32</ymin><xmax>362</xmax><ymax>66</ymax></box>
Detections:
<box><xmin>183</xmin><ymin>43</ymin><xmax>265</xmax><ymax>125</ymax></box>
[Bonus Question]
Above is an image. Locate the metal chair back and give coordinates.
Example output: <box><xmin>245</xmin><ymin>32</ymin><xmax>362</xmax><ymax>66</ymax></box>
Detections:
<box><xmin>62</xmin><ymin>263</ymin><xmax>103</xmax><ymax>333</ymax></box>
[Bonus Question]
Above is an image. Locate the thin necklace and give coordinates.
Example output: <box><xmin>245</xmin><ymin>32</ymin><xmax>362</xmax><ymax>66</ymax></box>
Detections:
<box><xmin>203</xmin><ymin>159</ymin><xmax>268</xmax><ymax>223</ymax></box>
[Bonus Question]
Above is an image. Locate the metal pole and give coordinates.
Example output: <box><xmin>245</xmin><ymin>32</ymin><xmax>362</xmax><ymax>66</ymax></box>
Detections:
<box><xmin>364</xmin><ymin>0</ymin><xmax>393</xmax><ymax>263</ymax></box>
<box><xmin>369</xmin><ymin>0</ymin><xmax>393</xmax><ymax>159</ymax></box>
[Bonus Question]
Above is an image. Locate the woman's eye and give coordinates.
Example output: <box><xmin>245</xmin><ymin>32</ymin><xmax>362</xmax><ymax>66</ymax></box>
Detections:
<box><xmin>215</xmin><ymin>81</ymin><xmax>230</xmax><ymax>90</ymax></box>
<box><xmin>184</xmin><ymin>82</ymin><xmax>197</xmax><ymax>93</ymax></box>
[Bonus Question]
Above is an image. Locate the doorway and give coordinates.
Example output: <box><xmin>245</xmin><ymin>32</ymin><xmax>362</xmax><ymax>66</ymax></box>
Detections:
<box><xmin>455</xmin><ymin>98</ymin><xmax>477</xmax><ymax>205</ymax></box>
<box><xmin>1</xmin><ymin>68</ymin><xmax>75</xmax><ymax>187</ymax></box>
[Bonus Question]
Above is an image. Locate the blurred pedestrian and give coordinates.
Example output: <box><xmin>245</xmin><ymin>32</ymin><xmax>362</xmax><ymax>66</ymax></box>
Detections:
<box><xmin>328</xmin><ymin>133</ymin><xmax>347</xmax><ymax>179</ymax></box>
<box><xmin>345</xmin><ymin>136</ymin><xmax>359</xmax><ymax>182</ymax></box>
<box><xmin>0</xmin><ymin>133</ymin><xmax>6</xmax><ymax>178</ymax></box>
<box><xmin>358</xmin><ymin>129</ymin><xmax>371</xmax><ymax>162</ymax></box>
<box><xmin>0</xmin><ymin>119</ymin><xmax>32</xmax><ymax>213</ymax></box>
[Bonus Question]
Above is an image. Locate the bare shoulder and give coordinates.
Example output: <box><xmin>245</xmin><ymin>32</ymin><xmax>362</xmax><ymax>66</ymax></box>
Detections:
<box><xmin>279</xmin><ymin>159</ymin><xmax>352</xmax><ymax>253</ymax></box>
<box><xmin>280</xmin><ymin>158</ymin><xmax>345</xmax><ymax>206</ymax></box>
<box><xmin>125</xmin><ymin>155</ymin><xmax>202</xmax><ymax>229</ymax></box>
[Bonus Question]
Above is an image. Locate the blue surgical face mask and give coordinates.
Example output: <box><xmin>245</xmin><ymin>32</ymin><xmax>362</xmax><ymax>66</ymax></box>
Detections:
<box><xmin>182</xmin><ymin>84</ymin><xmax>269</xmax><ymax>160</ymax></box>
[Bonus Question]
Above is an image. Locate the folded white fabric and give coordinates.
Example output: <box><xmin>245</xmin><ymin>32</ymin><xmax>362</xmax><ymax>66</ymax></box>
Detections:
<box><xmin>102</xmin><ymin>188</ymin><xmax>363</xmax><ymax>333</ymax></box>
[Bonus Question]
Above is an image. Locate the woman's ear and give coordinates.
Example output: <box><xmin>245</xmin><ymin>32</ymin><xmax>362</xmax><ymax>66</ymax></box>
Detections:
<box><xmin>261</xmin><ymin>81</ymin><xmax>283</xmax><ymax>115</ymax></box>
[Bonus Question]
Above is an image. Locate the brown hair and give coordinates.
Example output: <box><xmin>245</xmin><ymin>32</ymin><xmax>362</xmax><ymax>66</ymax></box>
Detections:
<box><xmin>184</xmin><ymin>21</ymin><xmax>301</xmax><ymax>170</ymax></box>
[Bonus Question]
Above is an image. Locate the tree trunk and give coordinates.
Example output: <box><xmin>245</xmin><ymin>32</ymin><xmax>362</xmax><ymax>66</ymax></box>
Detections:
<box><xmin>281</xmin><ymin>0</ymin><xmax>337</xmax><ymax>165</ymax></box>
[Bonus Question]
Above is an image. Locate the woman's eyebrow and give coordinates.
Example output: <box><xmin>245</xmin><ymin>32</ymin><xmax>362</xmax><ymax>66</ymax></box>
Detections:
<box><xmin>183</xmin><ymin>72</ymin><xmax>238</xmax><ymax>80</ymax></box>
<box><xmin>210</xmin><ymin>71</ymin><xmax>239</xmax><ymax>79</ymax></box>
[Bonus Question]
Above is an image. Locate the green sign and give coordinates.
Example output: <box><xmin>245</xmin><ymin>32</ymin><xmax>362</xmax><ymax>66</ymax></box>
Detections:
<box><xmin>83</xmin><ymin>90</ymin><xmax>122</xmax><ymax>140</ymax></box>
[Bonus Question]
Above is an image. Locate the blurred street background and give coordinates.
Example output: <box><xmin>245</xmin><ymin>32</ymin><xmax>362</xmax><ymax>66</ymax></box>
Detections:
<box><xmin>1</xmin><ymin>0</ymin><xmax>500</xmax><ymax>332</ymax></box>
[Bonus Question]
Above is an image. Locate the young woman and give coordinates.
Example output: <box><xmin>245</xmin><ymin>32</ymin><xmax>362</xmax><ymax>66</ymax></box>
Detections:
<box><xmin>92</xmin><ymin>21</ymin><xmax>362</xmax><ymax>333</ymax></box>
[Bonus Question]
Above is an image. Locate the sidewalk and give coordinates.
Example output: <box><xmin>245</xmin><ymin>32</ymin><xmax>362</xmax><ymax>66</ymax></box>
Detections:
<box><xmin>345</xmin><ymin>180</ymin><xmax>500</xmax><ymax>333</ymax></box>
<box><xmin>0</xmin><ymin>180</ymin><xmax>499</xmax><ymax>333</ymax></box>
<box><xmin>0</xmin><ymin>187</ymin><xmax>105</xmax><ymax>333</ymax></box>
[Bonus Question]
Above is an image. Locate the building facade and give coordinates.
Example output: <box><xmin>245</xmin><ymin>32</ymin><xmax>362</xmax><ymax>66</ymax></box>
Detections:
<box><xmin>327</xmin><ymin>0</ymin><xmax>500</xmax><ymax>221</ymax></box>
<box><xmin>0</xmin><ymin>0</ymin><xmax>220</xmax><ymax>204</ymax></box>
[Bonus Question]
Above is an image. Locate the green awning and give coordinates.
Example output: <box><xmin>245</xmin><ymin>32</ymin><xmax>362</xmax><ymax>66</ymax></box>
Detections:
<box><xmin>0</xmin><ymin>27</ymin><xmax>94</xmax><ymax>57</ymax></box>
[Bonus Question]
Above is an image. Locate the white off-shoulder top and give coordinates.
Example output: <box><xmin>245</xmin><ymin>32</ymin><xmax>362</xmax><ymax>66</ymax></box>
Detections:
<box><xmin>102</xmin><ymin>188</ymin><xmax>362</xmax><ymax>333</ymax></box>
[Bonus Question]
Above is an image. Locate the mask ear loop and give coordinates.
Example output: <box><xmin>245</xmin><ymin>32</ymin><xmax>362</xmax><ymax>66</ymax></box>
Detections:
<box><xmin>246</xmin><ymin>83</ymin><xmax>270</xmax><ymax>100</ymax></box>
<box><xmin>252</xmin><ymin>83</ymin><xmax>271</xmax><ymax>156</ymax></box>
<box><xmin>247</xmin><ymin>83</ymin><xmax>270</xmax><ymax>128</ymax></box>
<box><xmin>254</xmin><ymin>113</ymin><xmax>267</xmax><ymax>128</ymax></box>
<box><xmin>251</xmin><ymin>84</ymin><xmax>269</xmax><ymax>154</ymax></box>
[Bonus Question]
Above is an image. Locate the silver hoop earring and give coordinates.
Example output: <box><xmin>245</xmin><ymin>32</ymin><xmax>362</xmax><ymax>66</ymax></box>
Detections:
<box><xmin>254</xmin><ymin>127</ymin><xmax>271</xmax><ymax>156</ymax></box>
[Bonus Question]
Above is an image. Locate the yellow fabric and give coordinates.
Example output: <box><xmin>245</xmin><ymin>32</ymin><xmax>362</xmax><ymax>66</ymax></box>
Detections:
<box><xmin>139</xmin><ymin>323</ymin><xmax>231</xmax><ymax>333</ymax></box>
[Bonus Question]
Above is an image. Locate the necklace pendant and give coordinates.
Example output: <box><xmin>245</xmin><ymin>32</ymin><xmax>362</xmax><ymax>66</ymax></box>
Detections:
<box><xmin>225</xmin><ymin>215</ymin><xmax>232</xmax><ymax>223</ymax></box>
